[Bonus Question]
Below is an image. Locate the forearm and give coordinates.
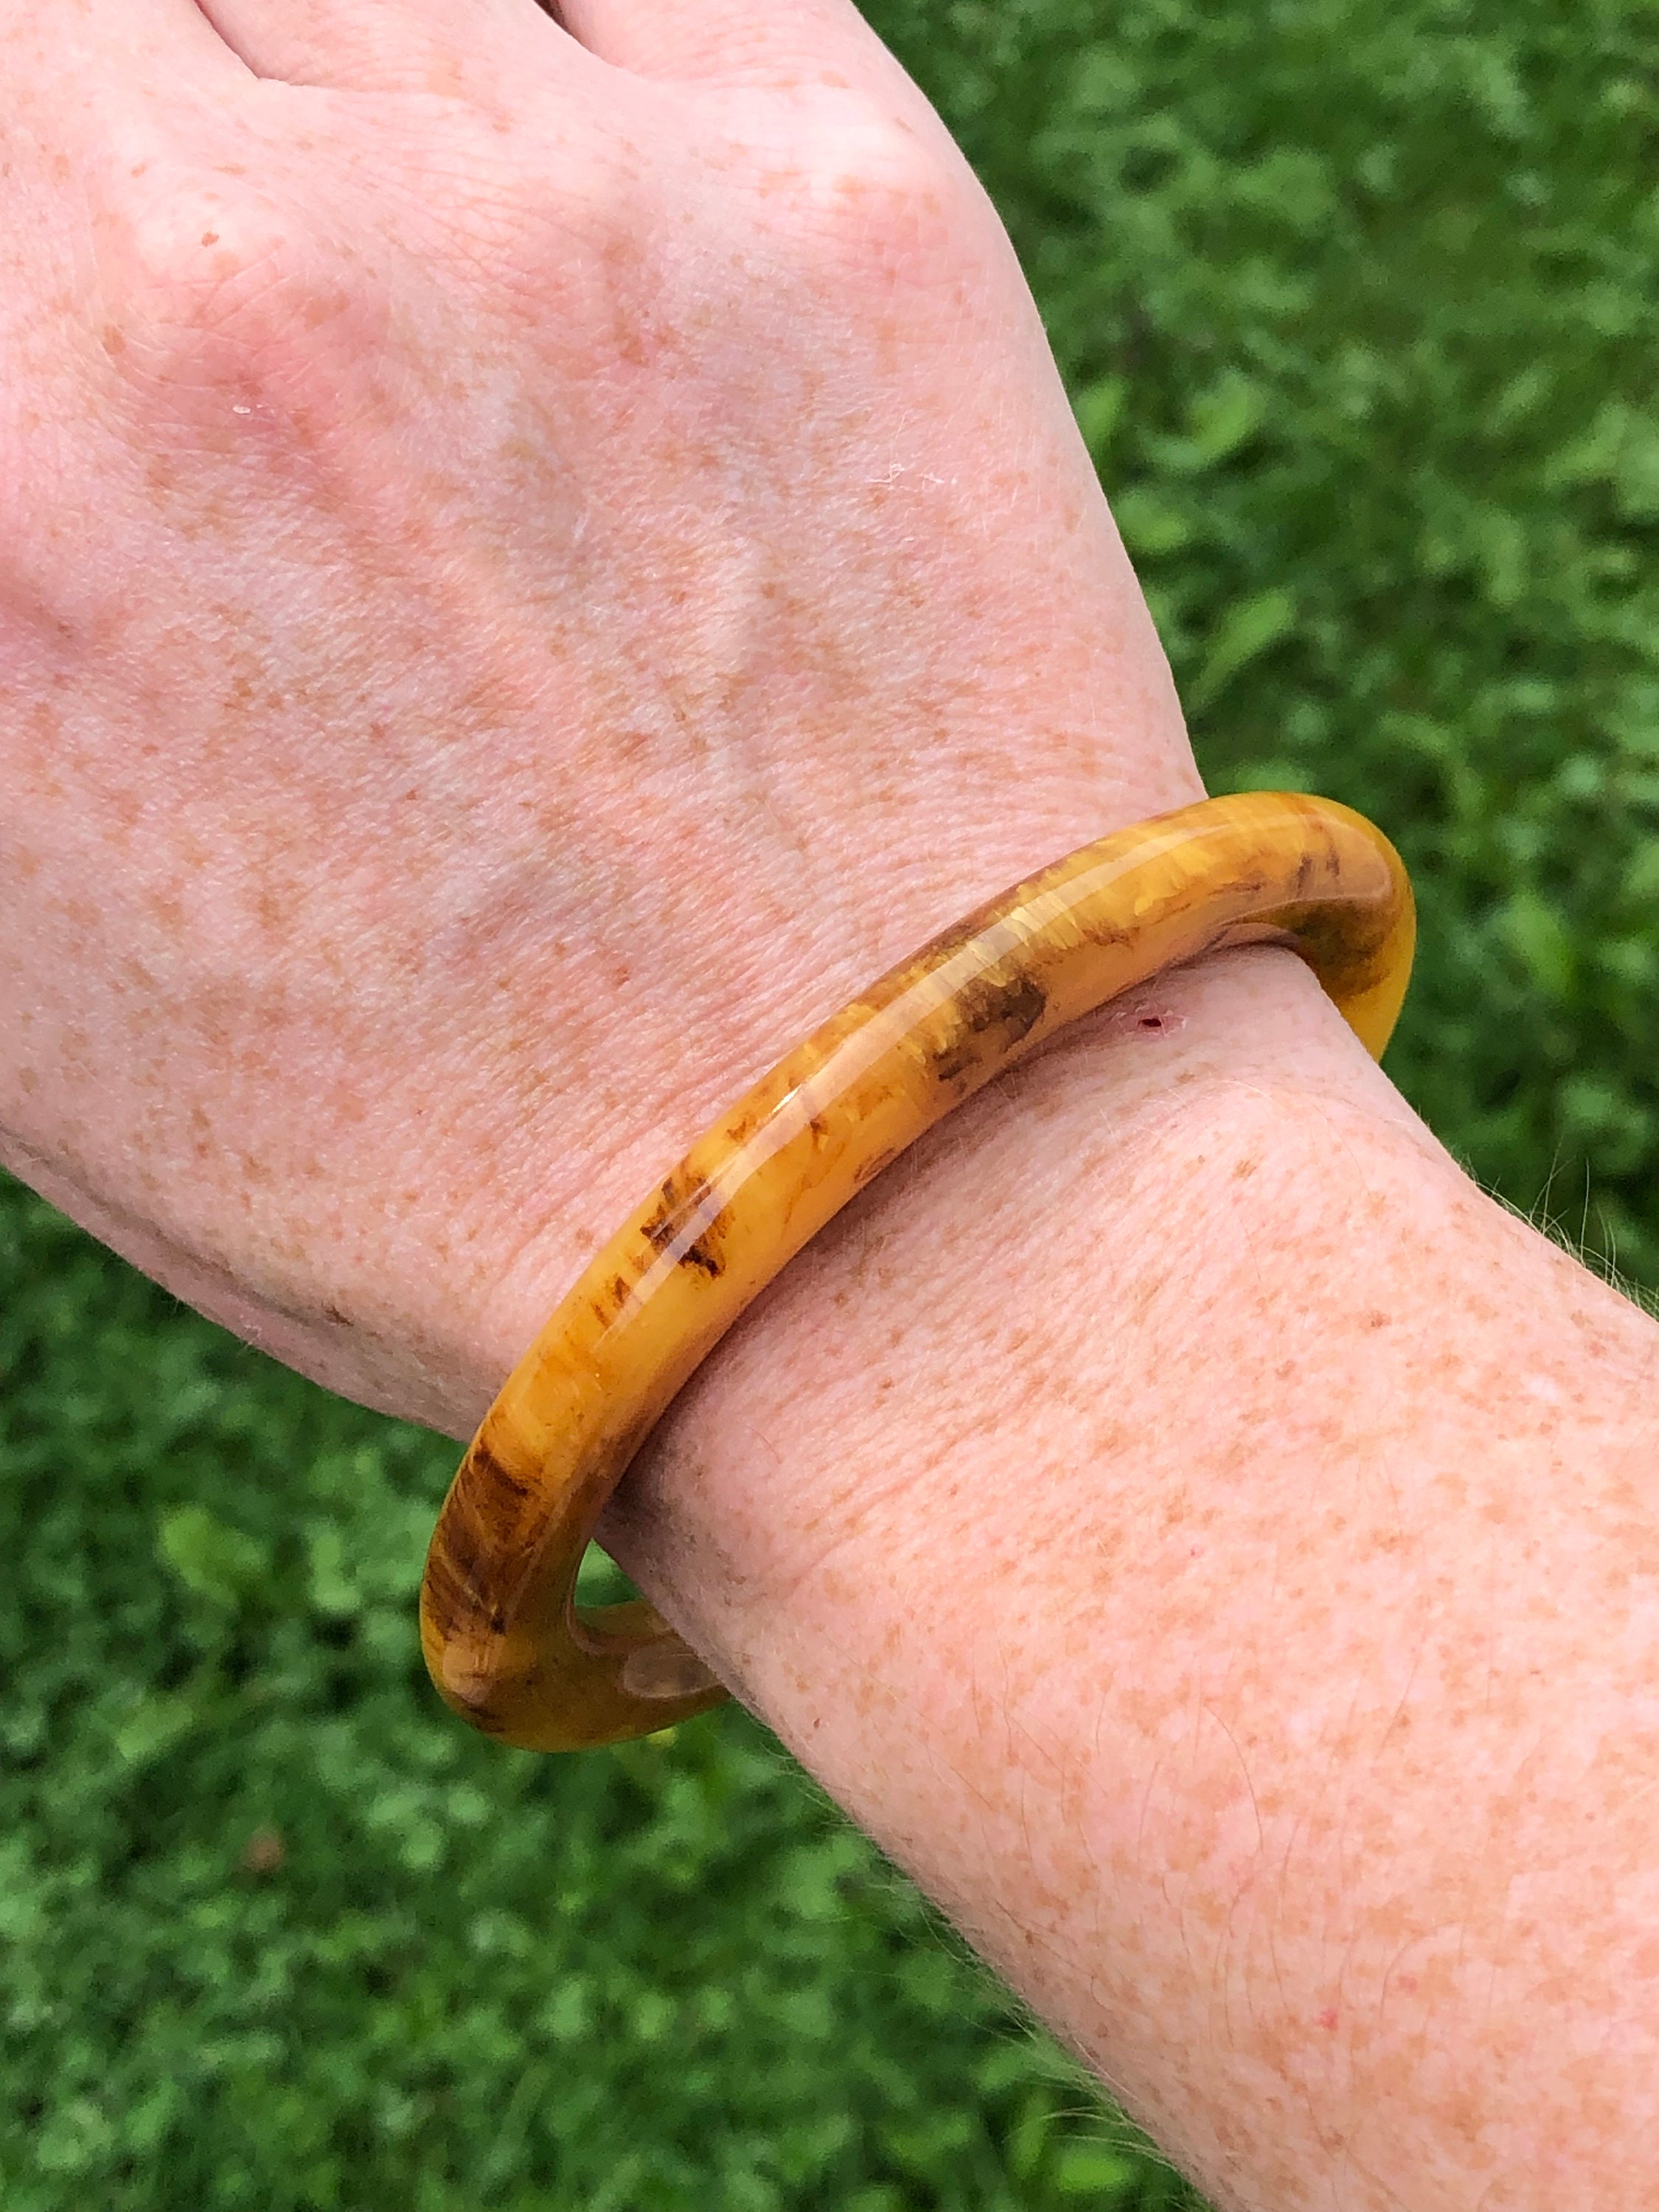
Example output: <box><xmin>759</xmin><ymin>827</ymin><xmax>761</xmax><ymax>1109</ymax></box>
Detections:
<box><xmin>602</xmin><ymin>945</ymin><xmax>1659</xmax><ymax>2211</ymax></box>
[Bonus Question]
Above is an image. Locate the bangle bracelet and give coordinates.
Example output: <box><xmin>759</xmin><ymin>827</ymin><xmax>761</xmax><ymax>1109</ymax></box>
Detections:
<box><xmin>420</xmin><ymin>790</ymin><xmax>1414</xmax><ymax>1752</ymax></box>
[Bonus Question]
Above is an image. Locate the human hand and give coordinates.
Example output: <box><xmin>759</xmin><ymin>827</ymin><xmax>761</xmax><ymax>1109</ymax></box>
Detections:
<box><xmin>1</xmin><ymin>0</ymin><xmax>1197</xmax><ymax>1433</ymax></box>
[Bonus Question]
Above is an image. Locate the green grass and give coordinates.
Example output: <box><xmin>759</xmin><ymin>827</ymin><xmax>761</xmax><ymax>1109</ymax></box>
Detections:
<box><xmin>4</xmin><ymin>0</ymin><xmax>1658</xmax><ymax>2203</ymax></box>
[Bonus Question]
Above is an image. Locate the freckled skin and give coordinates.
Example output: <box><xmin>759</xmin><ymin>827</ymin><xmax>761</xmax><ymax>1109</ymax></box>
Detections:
<box><xmin>421</xmin><ymin>791</ymin><xmax>1413</xmax><ymax>1750</ymax></box>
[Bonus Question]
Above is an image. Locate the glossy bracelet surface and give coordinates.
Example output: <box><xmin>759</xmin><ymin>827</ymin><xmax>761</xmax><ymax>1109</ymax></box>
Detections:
<box><xmin>420</xmin><ymin>790</ymin><xmax>1415</xmax><ymax>1751</ymax></box>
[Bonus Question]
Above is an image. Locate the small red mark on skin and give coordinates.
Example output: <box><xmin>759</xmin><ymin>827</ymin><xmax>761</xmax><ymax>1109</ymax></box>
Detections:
<box><xmin>1189</xmin><ymin>1544</ymin><xmax>1203</xmax><ymax>1557</ymax></box>
<box><xmin>1397</xmin><ymin>1975</ymin><xmax>1419</xmax><ymax>1994</ymax></box>
<box><xmin>1316</xmin><ymin>2006</ymin><xmax>1339</xmax><ymax>2031</ymax></box>
<box><xmin>201</xmin><ymin>231</ymin><xmax>220</xmax><ymax>246</ymax></box>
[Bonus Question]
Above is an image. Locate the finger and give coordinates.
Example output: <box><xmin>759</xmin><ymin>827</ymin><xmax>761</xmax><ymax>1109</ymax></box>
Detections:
<box><xmin>192</xmin><ymin>0</ymin><xmax>569</xmax><ymax>94</ymax></box>
<box><xmin>553</xmin><ymin>0</ymin><xmax>903</xmax><ymax>90</ymax></box>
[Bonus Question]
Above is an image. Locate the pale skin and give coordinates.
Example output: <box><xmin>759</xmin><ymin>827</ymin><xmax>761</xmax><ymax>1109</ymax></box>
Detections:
<box><xmin>2</xmin><ymin>2</ymin><xmax>1656</xmax><ymax>2208</ymax></box>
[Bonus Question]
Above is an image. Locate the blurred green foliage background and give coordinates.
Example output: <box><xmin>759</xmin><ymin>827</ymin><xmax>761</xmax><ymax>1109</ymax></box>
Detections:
<box><xmin>4</xmin><ymin>0</ymin><xmax>1658</xmax><ymax>2205</ymax></box>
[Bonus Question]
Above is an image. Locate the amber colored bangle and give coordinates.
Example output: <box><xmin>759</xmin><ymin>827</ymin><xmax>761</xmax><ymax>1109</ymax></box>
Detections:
<box><xmin>420</xmin><ymin>790</ymin><xmax>1414</xmax><ymax>1752</ymax></box>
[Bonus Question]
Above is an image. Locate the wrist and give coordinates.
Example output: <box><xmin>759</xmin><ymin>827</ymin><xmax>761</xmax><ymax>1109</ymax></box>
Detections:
<box><xmin>446</xmin><ymin>742</ymin><xmax>1208</xmax><ymax>1419</ymax></box>
<box><xmin>596</xmin><ymin>941</ymin><xmax>1410</xmax><ymax>1731</ymax></box>
<box><xmin>603</xmin><ymin>937</ymin><xmax>1659</xmax><ymax>2210</ymax></box>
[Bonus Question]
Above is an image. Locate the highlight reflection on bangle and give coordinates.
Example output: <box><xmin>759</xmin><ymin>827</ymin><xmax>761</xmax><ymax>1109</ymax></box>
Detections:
<box><xmin>420</xmin><ymin>789</ymin><xmax>1416</xmax><ymax>1751</ymax></box>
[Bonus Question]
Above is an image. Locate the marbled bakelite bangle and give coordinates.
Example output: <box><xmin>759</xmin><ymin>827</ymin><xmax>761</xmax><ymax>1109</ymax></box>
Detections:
<box><xmin>420</xmin><ymin>790</ymin><xmax>1415</xmax><ymax>1752</ymax></box>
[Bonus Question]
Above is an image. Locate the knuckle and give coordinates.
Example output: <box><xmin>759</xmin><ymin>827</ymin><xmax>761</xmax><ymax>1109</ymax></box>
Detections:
<box><xmin>100</xmin><ymin>168</ymin><xmax>383</xmax><ymax>430</ymax></box>
<box><xmin>423</xmin><ymin>116</ymin><xmax>639</xmax><ymax>304</ymax></box>
<box><xmin>771</xmin><ymin>99</ymin><xmax>978</xmax><ymax>283</ymax></box>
